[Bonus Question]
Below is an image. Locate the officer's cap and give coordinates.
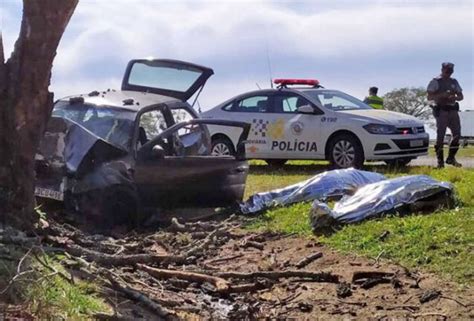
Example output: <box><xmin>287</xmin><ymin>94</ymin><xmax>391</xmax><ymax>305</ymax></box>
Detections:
<box><xmin>442</xmin><ymin>62</ymin><xmax>454</xmax><ymax>69</ymax></box>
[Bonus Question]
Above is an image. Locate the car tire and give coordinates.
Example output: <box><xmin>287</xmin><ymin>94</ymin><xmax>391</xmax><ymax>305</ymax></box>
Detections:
<box><xmin>78</xmin><ymin>185</ymin><xmax>139</xmax><ymax>227</ymax></box>
<box><xmin>328</xmin><ymin>134</ymin><xmax>364</xmax><ymax>169</ymax></box>
<box><xmin>265</xmin><ymin>159</ymin><xmax>287</xmax><ymax>167</ymax></box>
<box><xmin>384</xmin><ymin>158</ymin><xmax>412</xmax><ymax>168</ymax></box>
<box><xmin>211</xmin><ymin>137</ymin><xmax>235</xmax><ymax>156</ymax></box>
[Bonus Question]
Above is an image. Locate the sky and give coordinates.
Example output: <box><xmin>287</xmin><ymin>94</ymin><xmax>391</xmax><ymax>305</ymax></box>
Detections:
<box><xmin>1</xmin><ymin>0</ymin><xmax>473</xmax><ymax>113</ymax></box>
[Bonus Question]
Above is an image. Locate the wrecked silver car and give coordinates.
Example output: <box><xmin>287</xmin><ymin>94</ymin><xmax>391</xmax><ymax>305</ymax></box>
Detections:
<box><xmin>35</xmin><ymin>59</ymin><xmax>250</xmax><ymax>224</ymax></box>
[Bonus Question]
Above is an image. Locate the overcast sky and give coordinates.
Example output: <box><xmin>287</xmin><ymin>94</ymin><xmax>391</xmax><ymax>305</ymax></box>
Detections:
<box><xmin>1</xmin><ymin>0</ymin><xmax>473</xmax><ymax>111</ymax></box>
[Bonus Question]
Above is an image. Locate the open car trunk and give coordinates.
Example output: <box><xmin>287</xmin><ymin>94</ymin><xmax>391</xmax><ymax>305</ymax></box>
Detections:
<box><xmin>121</xmin><ymin>59</ymin><xmax>214</xmax><ymax>102</ymax></box>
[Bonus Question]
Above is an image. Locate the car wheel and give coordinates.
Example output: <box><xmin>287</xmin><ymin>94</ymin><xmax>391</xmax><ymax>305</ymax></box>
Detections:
<box><xmin>384</xmin><ymin>158</ymin><xmax>412</xmax><ymax>168</ymax></box>
<box><xmin>265</xmin><ymin>159</ymin><xmax>287</xmax><ymax>167</ymax></box>
<box><xmin>328</xmin><ymin>134</ymin><xmax>364</xmax><ymax>169</ymax></box>
<box><xmin>78</xmin><ymin>185</ymin><xmax>139</xmax><ymax>227</ymax></box>
<box><xmin>211</xmin><ymin>137</ymin><xmax>235</xmax><ymax>156</ymax></box>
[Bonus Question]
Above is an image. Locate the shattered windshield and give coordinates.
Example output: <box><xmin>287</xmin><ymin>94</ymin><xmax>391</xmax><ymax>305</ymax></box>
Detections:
<box><xmin>303</xmin><ymin>90</ymin><xmax>372</xmax><ymax>111</ymax></box>
<box><xmin>52</xmin><ymin>101</ymin><xmax>136</xmax><ymax>150</ymax></box>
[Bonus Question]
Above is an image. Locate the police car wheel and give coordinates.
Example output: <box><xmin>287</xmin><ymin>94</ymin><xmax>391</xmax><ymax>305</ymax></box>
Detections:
<box><xmin>211</xmin><ymin>137</ymin><xmax>235</xmax><ymax>156</ymax></box>
<box><xmin>265</xmin><ymin>159</ymin><xmax>287</xmax><ymax>167</ymax></box>
<box><xmin>328</xmin><ymin>134</ymin><xmax>364</xmax><ymax>169</ymax></box>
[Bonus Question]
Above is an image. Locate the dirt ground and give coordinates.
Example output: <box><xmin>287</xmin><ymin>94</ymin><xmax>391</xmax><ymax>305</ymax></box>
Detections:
<box><xmin>87</xmin><ymin>219</ymin><xmax>473</xmax><ymax>320</ymax></box>
<box><xmin>2</xmin><ymin>214</ymin><xmax>472</xmax><ymax>320</ymax></box>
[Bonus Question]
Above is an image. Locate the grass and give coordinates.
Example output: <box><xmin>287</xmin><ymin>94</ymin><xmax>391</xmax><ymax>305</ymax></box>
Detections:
<box><xmin>427</xmin><ymin>145</ymin><xmax>474</xmax><ymax>158</ymax></box>
<box><xmin>0</xmin><ymin>251</ymin><xmax>110</xmax><ymax>319</ymax></box>
<box><xmin>245</xmin><ymin>162</ymin><xmax>474</xmax><ymax>284</ymax></box>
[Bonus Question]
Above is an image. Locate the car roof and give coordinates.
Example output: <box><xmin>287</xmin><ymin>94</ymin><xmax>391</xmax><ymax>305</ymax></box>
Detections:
<box><xmin>213</xmin><ymin>87</ymin><xmax>330</xmax><ymax>108</ymax></box>
<box><xmin>58</xmin><ymin>90</ymin><xmax>183</xmax><ymax>112</ymax></box>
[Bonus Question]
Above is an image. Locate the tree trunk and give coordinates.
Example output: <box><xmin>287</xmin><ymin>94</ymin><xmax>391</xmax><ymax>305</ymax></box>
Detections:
<box><xmin>0</xmin><ymin>0</ymin><xmax>78</xmax><ymax>230</ymax></box>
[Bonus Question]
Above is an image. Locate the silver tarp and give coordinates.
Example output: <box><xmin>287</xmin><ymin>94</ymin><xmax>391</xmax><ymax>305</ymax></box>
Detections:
<box><xmin>240</xmin><ymin>168</ymin><xmax>386</xmax><ymax>214</ymax></box>
<box><xmin>310</xmin><ymin>175</ymin><xmax>453</xmax><ymax>228</ymax></box>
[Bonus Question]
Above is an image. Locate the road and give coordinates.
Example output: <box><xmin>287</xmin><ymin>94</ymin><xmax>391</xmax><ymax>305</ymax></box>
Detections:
<box><xmin>411</xmin><ymin>156</ymin><xmax>474</xmax><ymax>168</ymax></box>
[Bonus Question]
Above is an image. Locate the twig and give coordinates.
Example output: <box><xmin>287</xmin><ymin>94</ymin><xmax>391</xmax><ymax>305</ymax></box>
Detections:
<box><xmin>33</xmin><ymin>248</ymin><xmax>74</xmax><ymax>284</ymax></box>
<box><xmin>412</xmin><ymin>312</ymin><xmax>447</xmax><ymax>319</ymax></box>
<box><xmin>205</xmin><ymin>254</ymin><xmax>244</xmax><ymax>265</ymax></box>
<box><xmin>336</xmin><ymin>299</ymin><xmax>367</xmax><ymax>307</ymax></box>
<box><xmin>295</xmin><ymin>252</ymin><xmax>323</xmax><ymax>268</ymax></box>
<box><xmin>0</xmin><ymin>269</ymin><xmax>35</xmax><ymax>294</ymax></box>
<box><xmin>101</xmin><ymin>269</ymin><xmax>178</xmax><ymax>320</ymax></box>
<box><xmin>373</xmin><ymin>250</ymin><xmax>385</xmax><ymax>264</ymax></box>
<box><xmin>137</xmin><ymin>264</ymin><xmax>230</xmax><ymax>292</ymax></box>
<box><xmin>440</xmin><ymin>295</ymin><xmax>468</xmax><ymax>307</ymax></box>
<box><xmin>240</xmin><ymin>240</ymin><xmax>264</xmax><ymax>250</ymax></box>
<box><xmin>214</xmin><ymin>270</ymin><xmax>340</xmax><ymax>283</ymax></box>
<box><xmin>47</xmin><ymin>238</ymin><xmax>186</xmax><ymax>266</ymax></box>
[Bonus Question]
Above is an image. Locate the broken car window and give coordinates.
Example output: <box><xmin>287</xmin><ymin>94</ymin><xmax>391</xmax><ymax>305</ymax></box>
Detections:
<box><xmin>138</xmin><ymin>109</ymin><xmax>169</xmax><ymax>147</ymax></box>
<box><xmin>52</xmin><ymin>101</ymin><xmax>135</xmax><ymax>150</ymax></box>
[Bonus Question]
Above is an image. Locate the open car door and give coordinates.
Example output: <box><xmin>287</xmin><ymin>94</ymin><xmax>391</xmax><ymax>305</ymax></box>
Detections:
<box><xmin>121</xmin><ymin>59</ymin><xmax>214</xmax><ymax>102</ymax></box>
<box><xmin>135</xmin><ymin>119</ymin><xmax>250</xmax><ymax>208</ymax></box>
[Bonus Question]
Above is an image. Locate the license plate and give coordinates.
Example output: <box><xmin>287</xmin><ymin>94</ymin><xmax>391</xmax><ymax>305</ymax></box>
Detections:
<box><xmin>410</xmin><ymin>139</ymin><xmax>424</xmax><ymax>147</ymax></box>
<box><xmin>35</xmin><ymin>187</ymin><xmax>64</xmax><ymax>201</ymax></box>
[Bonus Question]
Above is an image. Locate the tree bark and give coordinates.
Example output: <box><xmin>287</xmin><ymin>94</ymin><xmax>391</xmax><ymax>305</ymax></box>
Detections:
<box><xmin>0</xmin><ymin>0</ymin><xmax>78</xmax><ymax>230</ymax></box>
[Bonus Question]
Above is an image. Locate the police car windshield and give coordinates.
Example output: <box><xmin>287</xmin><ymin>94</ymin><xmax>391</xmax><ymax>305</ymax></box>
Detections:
<box><xmin>52</xmin><ymin>101</ymin><xmax>136</xmax><ymax>150</ymax></box>
<box><xmin>303</xmin><ymin>90</ymin><xmax>372</xmax><ymax>111</ymax></box>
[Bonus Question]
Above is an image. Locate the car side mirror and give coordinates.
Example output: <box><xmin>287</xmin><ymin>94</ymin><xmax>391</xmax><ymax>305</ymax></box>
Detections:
<box><xmin>297</xmin><ymin>105</ymin><xmax>316</xmax><ymax>114</ymax></box>
<box><xmin>151</xmin><ymin>145</ymin><xmax>166</xmax><ymax>159</ymax></box>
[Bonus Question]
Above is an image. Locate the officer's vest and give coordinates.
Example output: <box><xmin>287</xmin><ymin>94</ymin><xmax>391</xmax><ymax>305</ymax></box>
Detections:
<box><xmin>365</xmin><ymin>95</ymin><xmax>384</xmax><ymax>109</ymax></box>
<box><xmin>433</xmin><ymin>77</ymin><xmax>459</xmax><ymax>106</ymax></box>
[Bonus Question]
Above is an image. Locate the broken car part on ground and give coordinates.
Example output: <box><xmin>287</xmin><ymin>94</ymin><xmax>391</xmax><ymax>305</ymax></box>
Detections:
<box><xmin>35</xmin><ymin>59</ymin><xmax>250</xmax><ymax>225</ymax></box>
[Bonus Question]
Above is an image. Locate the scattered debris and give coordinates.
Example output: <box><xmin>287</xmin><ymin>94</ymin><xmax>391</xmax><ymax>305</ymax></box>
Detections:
<box><xmin>295</xmin><ymin>252</ymin><xmax>323</xmax><ymax>268</ymax></box>
<box><xmin>378</xmin><ymin>230</ymin><xmax>390</xmax><ymax>241</ymax></box>
<box><xmin>0</xmin><ymin>216</ymin><xmax>471</xmax><ymax>319</ymax></box>
<box><xmin>336</xmin><ymin>282</ymin><xmax>353</xmax><ymax>298</ymax></box>
<box><xmin>419</xmin><ymin>289</ymin><xmax>442</xmax><ymax>303</ymax></box>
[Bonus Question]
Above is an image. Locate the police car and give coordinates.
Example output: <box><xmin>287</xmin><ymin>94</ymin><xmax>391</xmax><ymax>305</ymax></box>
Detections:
<box><xmin>201</xmin><ymin>79</ymin><xmax>429</xmax><ymax>168</ymax></box>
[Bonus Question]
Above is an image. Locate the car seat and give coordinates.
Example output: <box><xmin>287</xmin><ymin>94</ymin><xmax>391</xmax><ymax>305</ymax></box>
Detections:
<box><xmin>257</xmin><ymin>100</ymin><xmax>268</xmax><ymax>112</ymax></box>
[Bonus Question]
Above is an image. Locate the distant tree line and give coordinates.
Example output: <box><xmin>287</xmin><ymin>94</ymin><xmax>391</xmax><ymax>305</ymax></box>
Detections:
<box><xmin>383</xmin><ymin>87</ymin><xmax>432</xmax><ymax>120</ymax></box>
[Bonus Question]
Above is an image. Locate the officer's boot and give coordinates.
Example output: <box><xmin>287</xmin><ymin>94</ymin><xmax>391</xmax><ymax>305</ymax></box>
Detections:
<box><xmin>446</xmin><ymin>146</ymin><xmax>462</xmax><ymax>167</ymax></box>
<box><xmin>435</xmin><ymin>145</ymin><xmax>444</xmax><ymax>168</ymax></box>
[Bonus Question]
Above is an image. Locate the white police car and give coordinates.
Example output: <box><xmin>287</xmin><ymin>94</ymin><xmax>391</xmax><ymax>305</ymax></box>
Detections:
<box><xmin>201</xmin><ymin>79</ymin><xmax>429</xmax><ymax>168</ymax></box>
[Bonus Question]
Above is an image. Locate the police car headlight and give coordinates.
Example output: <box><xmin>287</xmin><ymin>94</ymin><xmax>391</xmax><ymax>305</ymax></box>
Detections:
<box><xmin>363</xmin><ymin>124</ymin><xmax>397</xmax><ymax>134</ymax></box>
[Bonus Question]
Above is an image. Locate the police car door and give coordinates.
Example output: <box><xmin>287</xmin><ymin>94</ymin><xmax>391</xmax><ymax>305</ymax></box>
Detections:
<box><xmin>231</xmin><ymin>93</ymin><xmax>273</xmax><ymax>158</ymax></box>
<box><xmin>265</xmin><ymin>92</ymin><xmax>323</xmax><ymax>159</ymax></box>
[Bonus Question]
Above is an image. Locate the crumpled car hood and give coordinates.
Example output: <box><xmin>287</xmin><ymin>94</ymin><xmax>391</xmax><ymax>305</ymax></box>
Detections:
<box><xmin>36</xmin><ymin>116</ymin><xmax>128</xmax><ymax>178</ymax></box>
<box><xmin>240</xmin><ymin>168</ymin><xmax>386</xmax><ymax>214</ymax></box>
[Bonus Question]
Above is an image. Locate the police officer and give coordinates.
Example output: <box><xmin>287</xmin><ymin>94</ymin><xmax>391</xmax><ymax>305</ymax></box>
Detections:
<box><xmin>363</xmin><ymin>87</ymin><xmax>384</xmax><ymax>109</ymax></box>
<box><xmin>427</xmin><ymin>62</ymin><xmax>464</xmax><ymax>168</ymax></box>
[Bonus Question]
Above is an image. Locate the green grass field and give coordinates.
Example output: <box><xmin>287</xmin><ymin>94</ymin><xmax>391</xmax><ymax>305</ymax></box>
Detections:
<box><xmin>427</xmin><ymin>145</ymin><xmax>474</xmax><ymax>158</ymax></box>
<box><xmin>245</xmin><ymin>162</ymin><xmax>474</xmax><ymax>284</ymax></box>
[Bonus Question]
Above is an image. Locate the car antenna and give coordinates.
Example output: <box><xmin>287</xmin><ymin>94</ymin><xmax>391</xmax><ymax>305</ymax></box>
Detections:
<box><xmin>264</xmin><ymin>35</ymin><xmax>274</xmax><ymax>89</ymax></box>
<box><xmin>197</xmin><ymin>100</ymin><xmax>202</xmax><ymax>113</ymax></box>
<box><xmin>256</xmin><ymin>83</ymin><xmax>261</xmax><ymax>89</ymax></box>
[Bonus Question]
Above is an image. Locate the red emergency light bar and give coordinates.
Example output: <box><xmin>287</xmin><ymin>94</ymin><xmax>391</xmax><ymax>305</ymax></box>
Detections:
<box><xmin>273</xmin><ymin>78</ymin><xmax>320</xmax><ymax>87</ymax></box>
